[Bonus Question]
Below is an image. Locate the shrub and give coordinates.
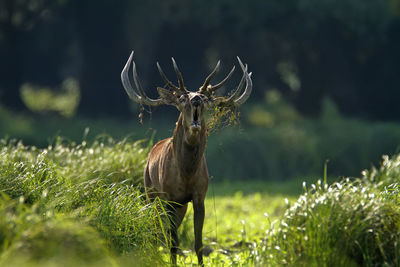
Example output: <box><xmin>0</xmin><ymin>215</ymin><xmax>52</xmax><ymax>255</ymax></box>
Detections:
<box><xmin>20</xmin><ymin>78</ymin><xmax>81</xmax><ymax>118</ymax></box>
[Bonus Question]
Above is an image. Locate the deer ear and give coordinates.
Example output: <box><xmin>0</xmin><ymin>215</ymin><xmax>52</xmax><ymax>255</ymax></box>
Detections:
<box><xmin>157</xmin><ymin>87</ymin><xmax>178</xmax><ymax>105</ymax></box>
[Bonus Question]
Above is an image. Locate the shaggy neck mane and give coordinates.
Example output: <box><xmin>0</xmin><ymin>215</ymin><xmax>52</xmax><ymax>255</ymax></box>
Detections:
<box><xmin>172</xmin><ymin>113</ymin><xmax>207</xmax><ymax>178</ymax></box>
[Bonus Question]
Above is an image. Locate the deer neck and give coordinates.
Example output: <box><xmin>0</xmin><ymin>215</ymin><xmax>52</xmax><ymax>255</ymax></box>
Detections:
<box><xmin>172</xmin><ymin>114</ymin><xmax>207</xmax><ymax>178</ymax></box>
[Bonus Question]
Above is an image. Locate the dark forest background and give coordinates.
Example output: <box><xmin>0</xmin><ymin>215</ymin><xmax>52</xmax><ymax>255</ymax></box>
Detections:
<box><xmin>1</xmin><ymin>0</ymin><xmax>400</xmax><ymax>180</ymax></box>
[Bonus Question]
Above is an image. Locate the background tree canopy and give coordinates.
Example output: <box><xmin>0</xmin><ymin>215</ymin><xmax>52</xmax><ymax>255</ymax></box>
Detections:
<box><xmin>0</xmin><ymin>0</ymin><xmax>399</xmax><ymax>120</ymax></box>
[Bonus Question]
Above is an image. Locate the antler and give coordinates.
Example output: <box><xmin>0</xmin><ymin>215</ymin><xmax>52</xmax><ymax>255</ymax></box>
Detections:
<box><xmin>207</xmin><ymin>57</ymin><xmax>253</xmax><ymax>107</ymax></box>
<box><xmin>172</xmin><ymin>58</ymin><xmax>186</xmax><ymax>93</ymax></box>
<box><xmin>156</xmin><ymin>58</ymin><xmax>188</xmax><ymax>96</ymax></box>
<box><xmin>121</xmin><ymin>51</ymin><xmax>164</xmax><ymax>106</ymax></box>
<box><xmin>199</xmin><ymin>61</ymin><xmax>236</xmax><ymax>94</ymax></box>
<box><xmin>208</xmin><ymin>66</ymin><xmax>236</xmax><ymax>93</ymax></box>
<box><xmin>122</xmin><ymin>52</ymin><xmax>252</xmax><ymax>108</ymax></box>
<box><xmin>231</xmin><ymin>57</ymin><xmax>253</xmax><ymax>106</ymax></box>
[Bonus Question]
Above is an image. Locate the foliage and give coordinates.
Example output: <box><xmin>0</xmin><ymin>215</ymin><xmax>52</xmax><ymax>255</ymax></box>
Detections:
<box><xmin>0</xmin><ymin>105</ymin><xmax>160</xmax><ymax>147</ymax></box>
<box><xmin>0</xmin><ymin>195</ymin><xmax>110</xmax><ymax>265</ymax></box>
<box><xmin>0</xmin><ymin>136</ymin><xmax>298</xmax><ymax>266</ymax></box>
<box><xmin>3</xmin><ymin>99</ymin><xmax>400</xmax><ymax>181</ymax></box>
<box><xmin>240</xmin><ymin>153</ymin><xmax>400</xmax><ymax>266</ymax></box>
<box><xmin>260</xmin><ymin>179</ymin><xmax>400</xmax><ymax>266</ymax></box>
<box><xmin>363</xmin><ymin>153</ymin><xmax>400</xmax><ymax>189</ymax></box>
<box><xmin>1</xmin><ymin>135</ymin><xmax>400</xmax><ymax>266</ymax></box>
<box><xmin>20</xmin><ymin>78</ymin><xmax>81</xmax><ymax>118</ymax></box>
<box><xmin>0</xmin><ymin>105</ymin><xmax>34</xmax><ymax>140</ymax></box>
<box><xmin>1</xmin><ymin>0</ymin><xmax>400</xmax><ymax>120</ymax></box>
<box><xmin>207</xmin><ymin>105</ymin><xmax>240</xmax><ymax>133</ymax></box>
<box><xmin>208</xmin><ymin>97</ymin><xmax>400</xmax><ymax>180</ymax></box>
<box><xmin>248</xmin><ymin>90</ymin><xmax>302</xmax><ymax>128</ymax></box>
<box><xmin>165</xmin><ymin>154</ymin><xmax>400</xmax><ymax>266</ymax></box>
<box><xmin>0</xmin><ymin>138</ymin><xmax>167</xmax><ymax>266</ymax></box>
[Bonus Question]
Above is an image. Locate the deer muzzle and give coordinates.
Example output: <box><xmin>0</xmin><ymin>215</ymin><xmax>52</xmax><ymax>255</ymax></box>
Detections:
<box><xmin>191</xmin><ymin>107</ymin><xmax>201</xmax><ymax>130</ymax></box>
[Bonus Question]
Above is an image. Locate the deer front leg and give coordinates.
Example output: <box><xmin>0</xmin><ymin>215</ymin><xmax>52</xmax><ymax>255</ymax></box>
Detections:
<box><xmin>193</xmin><ymin>198</ymin><xmax>205</xmax><ymax>266</ymax></box>
<box><xmin>167</xmin><ymin>205</ymin><xmax>179</xmax><ymax>266</ymax></box>
<box><xmin>168</xmin><ymin>203</ymin><xmax>187</xmax><ymax>266</ymax></box>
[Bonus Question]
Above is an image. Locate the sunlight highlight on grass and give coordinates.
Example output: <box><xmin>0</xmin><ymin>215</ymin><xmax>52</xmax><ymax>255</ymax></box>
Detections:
<box><xmin>1</xmin><ymin>138</ymin><xmax>400</xmax><ymax>266</ymax></box>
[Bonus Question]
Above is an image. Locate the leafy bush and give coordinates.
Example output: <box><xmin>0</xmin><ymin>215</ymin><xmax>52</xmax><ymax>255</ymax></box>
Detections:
<box><xmin>20</xmin><ymin>78</ymin><xmax>81</xmax><ymax>118</ymax></box>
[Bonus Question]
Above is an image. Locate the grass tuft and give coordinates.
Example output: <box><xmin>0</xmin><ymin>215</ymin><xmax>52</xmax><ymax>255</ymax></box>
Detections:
<box><xmin>0</xmin><ymin>137</ymin><xmax>168</xmax><ymax>266</ymax></box>
<box><xmin>260</xmin><ymin>178</ymin><xmax>400</xmax><ymax>266</ymax></box>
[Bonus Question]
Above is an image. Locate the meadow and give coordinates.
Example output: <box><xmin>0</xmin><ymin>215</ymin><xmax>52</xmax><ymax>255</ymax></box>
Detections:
<box><xmin>1</xmin><ymin>0</ymin><xmax>400</xmax><ymax>265</ymax></box>
<box><xmin>0</xmin><ymin>136</ymin><xmax>399</xmax><ymax>266</ymax></box>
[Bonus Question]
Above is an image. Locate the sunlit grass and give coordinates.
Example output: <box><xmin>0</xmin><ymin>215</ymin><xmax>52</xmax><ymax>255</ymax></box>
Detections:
<box><xmin>260</xmin><ymin>179</ymin><xmax>400</xmax><ymax>266</ymax></box>
<box><xmin>0</xmin><ymin>138</ymin><xmax>167</xmax><ymax>266</ymax></box>
<box><xmin>172</xmin><ymin>189</ymin><xmax>295</xmax><ymax>266</ymax></box>
<box><xmin>1</xmin><ymin>137</ymin><xmax>400</xmax><ymax>266</ymax></box>
<box><xmin>178</xmin><ymin>183</ymin><xmax>296</xmax><ymax>249</ymax></box>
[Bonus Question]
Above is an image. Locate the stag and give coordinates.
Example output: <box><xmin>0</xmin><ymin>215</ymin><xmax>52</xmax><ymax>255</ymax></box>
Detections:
<box><xmin>121</xmin><ymin>51</ymin><xmax>252</xmax><ymax>266</ymax></box>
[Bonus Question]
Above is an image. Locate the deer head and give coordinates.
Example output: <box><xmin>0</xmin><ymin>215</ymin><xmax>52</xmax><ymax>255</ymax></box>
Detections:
<box><xmin>121</xmin><ymin>51</ymin><xmax>252</xmax><ymax>144</ymax></box>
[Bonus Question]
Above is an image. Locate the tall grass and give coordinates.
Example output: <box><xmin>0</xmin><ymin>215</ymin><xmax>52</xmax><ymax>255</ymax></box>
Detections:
<box><xmin>1</xmin><ymin>135</ymin><xmax>400</xmax><ymax>266</ymax></box>
<box><xmin>363</xmin><ymin>154</ymin><xmax>400</xmax><ymax>189</ymax></box>
<box><xmin>0</xmin><ymin>137</ymin><xmax>168</xmax><ymax>266</ymax></box>
<box><xmin>256</xmin><ymin>154</ymin><xmax>400</xmax><ymax>266</ymax></box>
<box><xmin>261</xmin><ymin>180</ymin><xmax>400</xmax><ymax>266</ymax></box>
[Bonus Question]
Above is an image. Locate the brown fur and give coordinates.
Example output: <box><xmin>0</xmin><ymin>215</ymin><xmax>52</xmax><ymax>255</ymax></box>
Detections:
<box><xmin>144</xmin><ymin>114</ymin><xmax>208</xmax><ymax>265</ymax></box>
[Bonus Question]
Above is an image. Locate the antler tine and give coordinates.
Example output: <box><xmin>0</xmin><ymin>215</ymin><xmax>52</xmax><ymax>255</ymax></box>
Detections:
<box><xmin>157</xmin><ymin>62</ymin><xmax>180</xmax><ymax>92</ymax></box>
<box><xmin>233</xmin><ymin>57</ymin><xmax>253</xmax><ymax>106</ymax></box>
<box><xmin>131</xmin><ymin>59</ymin><xmax>148</xmax><ymax>98</ymax></box>
<box><xmin>223</xmin><ymin>65</ymin><xmax>247</xmax><ymax>103</ymax></box>
<box><xmin>200</xmin><ymin>60</ymin><xmax>220</xmax><ymax>93</ymax></box>
<box><xmin>121</xmin><ymin>51</ymin><xmax>141</xmax><ymax>102</ymax></box>
<box><xmin>121</xmin><ymin>51</ymin><xmax>163</xmax><ymax>106</ymax></box>
<box><xmin>132</xmin><ymin>57</ymin><xmax>165</xmax><ymax>106</ymax></box>
<box><xmin>171</xmin><ymin>57</ymin><xmax>187</xmax><ymax>93</ymax></box>
<box><xmin>208</xmin><ymin>65</ymin><xmax>236</xmax><ymax>93</ymax></box>
<box><xmin>212</xmin><ymin>57</ymin><xmax>252</xmax><ymax>107</ymax></box>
